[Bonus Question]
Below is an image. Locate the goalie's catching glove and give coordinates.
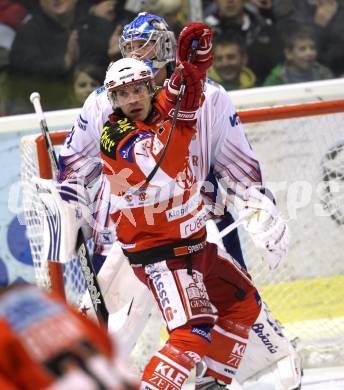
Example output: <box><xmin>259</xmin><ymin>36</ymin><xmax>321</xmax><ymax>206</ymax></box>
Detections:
<box><xmin>165</xmin><ymin>61</ymin><xmax>203</xmax><ymax>126</ymax></box>
<box><xmin>177</xmin><ymin>23</ymin><xmax>213</xmax><ymax>77</ymax></box>
<box><xmin>232</xmin><ymin>186</ymin><xmax>289</xmax><ymax>269</ymax></box>
<box><xmin>246</xmin><ymin>211</ymin><xmax>289</xmax><ymax>270</ymax></box>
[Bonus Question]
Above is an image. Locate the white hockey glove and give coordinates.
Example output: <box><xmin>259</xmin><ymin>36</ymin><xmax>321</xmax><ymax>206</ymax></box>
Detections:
<box><xmin>232</xmin><ymin>186</ymin><xmax>289</xmax><ymax>270</ymax></box>
<box><xmin>33</xmin><ymin>177</ymin><xmax>93</xmax><ymax>263</ymax></box>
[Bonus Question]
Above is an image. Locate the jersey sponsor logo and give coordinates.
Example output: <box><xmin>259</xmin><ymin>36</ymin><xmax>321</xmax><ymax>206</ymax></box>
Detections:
<box><xmin>100</xmin><ymin>118</ymin><xmax>138</xmax><ymax>158</ymax></box>
<box><xmin>191</xmin><ymin>326</ymin><xmax>211</xmax><ymax>342</ymax></box>
<box><xmin>226</xmin><ymin>342</ymin><xmax>246</xmax><ymax>368</ymax></box>
<box><xmin>150</xmin><ymin>361</ymin><xmax>187</xmax><ymax>388</ymax></box>
<box><xmin>77</xmin><ymin>115</ymin><xmax>88</xmax><ymax>131</ymax></box>
<box><xmin>149</xmin><ymin>270</ymin><xmax>180</xmax><ymax>325</ymax></box>
<box><xmin>100</xmin><ymin>125</ymin><xmax>116</xmax><ymax>155</ymax></box>
<box><xmin>121</xmin><ymin>131</ymin><xmax>151</xmax><ymax>161</ymax></box>
<box><xmin>224</xmin><ymin>367</ymin><xmax>236</xmax><ymax>376</ymax></box>
<box><xmin>168</xmin><ymin>108</ymin><xmax>196</xmax><ymax>120</ymax></box>
<box><xmin>186</xmin><ymin>271</ymin><xmax>213</xmax><ymax>317</ymax></box>
<box><xmin>117</xmin><ymin>117</ymin><xmax>136</xmax><ymax>133</ymax></box>
<box><xmin>151</xmin><ymin>272</ymin><xmax>171</xmax><ymax>308</ymax></box>
<box><xmin>229</xmin><ymin>112</ymin><xmax>241</xmax><ymax>127</ymax></box>
<box><xmin>173</xmin><ymin>241</ymin><xmax>206</xmax><ymax>257</ymax></box>
<box><xmin>179</xmin><ymin>209</ymin><xmax>207</xmax><ymax>238</ymax></box>
<box><xmin>252</xmin><ymin>323</ymin><xmax>278</xmax><ymax>353</ymax></box>
<box><xmin>166</xmin><ymin>195</ymin><xmax>200</xmax><ymax>222</ymax></box>
<box><xmin>232</xmin><ymin>342</ymin><xmax>246</xmax><ymax>357</ymax></box>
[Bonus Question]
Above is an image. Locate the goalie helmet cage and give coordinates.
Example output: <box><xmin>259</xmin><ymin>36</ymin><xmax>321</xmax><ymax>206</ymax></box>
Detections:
<box><xmin>21</xmin><ymin>99</ymin><xmax>344</xmax><ymax>368</ymax></box>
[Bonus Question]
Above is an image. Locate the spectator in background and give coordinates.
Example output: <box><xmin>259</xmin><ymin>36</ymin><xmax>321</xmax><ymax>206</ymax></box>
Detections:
<box><xmin>6</xmin><ymin>0</ymin><xmax>135</xmax><ymax>115</ymax></box>
<box><xmin>273</xmin><ymin>0</ymin><xmax>344</xmax><ymax>77</ymax></box>
<box><xmin>204</xmin><ymin>0</ymin><xmax>282</xmax><ymax>82</ymax></box>
<box><xmin>264</xmin><ymin>26</ymin><xmax>333</xmax><ymax>86</ymax></box>
<box><xmin>248</xmin><ymin>0</ymin><xmax>274</xmax><ymax>19</ymax></box>
<box><xmin>88</xmin><ymin>1</ymin><xmax>136</xmax><ymax>62</ymax></box>
<box><xmin>142</xmin><ymin>0</ymin><xmax>186</xmax><ymax>35</ymax></box>
<box><xmin>0</xmin><ymin>0</ymin><xmax>29</xmax><ymax>115</ymax></box>
<box><xmin>69</xmin><ymin>63</ymin><xmax>104</xmax><ymax>107</ymax></box>
<box><xmin>0</xmin><ymin>282</ymin><xmax>139</xmax><ymax>389</ymax></box>
<box><xmin>208</xmin><ymin>33</ymin><xmax>257</xmax><ymax>90</ymax></box>
<box><xmin>0</xmin><ymin>0</ymin><xmax>29</xmax><ymax>29</ymax></box>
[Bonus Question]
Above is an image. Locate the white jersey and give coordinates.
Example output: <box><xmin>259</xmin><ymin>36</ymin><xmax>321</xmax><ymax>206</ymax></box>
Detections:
<box><xmin>59</xmin><ymin>81</ymin><xmax>262</xmax><ymax>253</ymax></box>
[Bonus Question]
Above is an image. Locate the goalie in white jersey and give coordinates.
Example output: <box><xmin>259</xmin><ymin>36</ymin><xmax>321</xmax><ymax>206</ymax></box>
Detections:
<box><xmin>58</xmin><ymin>13</ymin><xmax>301</xmax><ymax>389</ymax></box>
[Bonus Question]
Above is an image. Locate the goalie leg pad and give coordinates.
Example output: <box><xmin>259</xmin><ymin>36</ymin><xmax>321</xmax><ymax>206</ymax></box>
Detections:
<box><xmin>235</xmin><ymin>302</ymin><xmax>302</xmax><ymax>389</ymax></box>
<box><xmin>80</xmin><ymin>242</ymin><xmax>155</xmax><ymax>354</ymax></box>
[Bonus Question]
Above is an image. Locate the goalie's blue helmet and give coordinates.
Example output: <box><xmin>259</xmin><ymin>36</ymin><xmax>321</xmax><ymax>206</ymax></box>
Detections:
<box><xmin>120</xmin><ymin>12</ymin><xmax>176</xmax><ymax>76</ymax></box>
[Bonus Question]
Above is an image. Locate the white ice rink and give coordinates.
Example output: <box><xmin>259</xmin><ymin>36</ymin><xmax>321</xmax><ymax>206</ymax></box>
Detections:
<box><xmin>184</xmin><ymin>366</ymin><xmax>344</xmax><ymax>389</ymax></box>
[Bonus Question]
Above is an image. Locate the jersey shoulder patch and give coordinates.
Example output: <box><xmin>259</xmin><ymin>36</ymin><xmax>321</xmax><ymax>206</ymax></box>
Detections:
<box><xmin>100</xmin><ymin>118</ymin><xmax>137</xmax><ymax>159</ymax></box>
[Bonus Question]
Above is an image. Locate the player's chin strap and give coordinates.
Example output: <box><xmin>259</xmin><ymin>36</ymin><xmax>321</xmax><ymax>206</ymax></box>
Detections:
<box><xmin>144</xmin><ymin>40</ymin><xmax>199</xmax><ymax>186</ymax></box>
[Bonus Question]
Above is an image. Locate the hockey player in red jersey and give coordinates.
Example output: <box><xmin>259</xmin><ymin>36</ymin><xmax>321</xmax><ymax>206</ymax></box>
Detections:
<box><xmin>0</xmin><ymin>283</ymin><xmax>138</xmax><ymax>390</ymax></box>
<box><xmin>58</xmin><ymin>12</ymin><xmax>299</xmax><ymax>389</ymax></box>
<box><xmin>99</xmin><ymin>26</ymin><xmax>262</xmax><ymax>387</ymax></box>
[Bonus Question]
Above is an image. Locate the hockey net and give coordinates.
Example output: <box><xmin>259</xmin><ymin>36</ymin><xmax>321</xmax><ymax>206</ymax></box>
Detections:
<box><xmin>20</xmin><ymin>132</ymin><xmax>88</xmax><ymax>306</ymax></box>
<box><xmin>21</xmin><ymin>99</ymin><xmax>344</xmax><ymax>368</ymax></box>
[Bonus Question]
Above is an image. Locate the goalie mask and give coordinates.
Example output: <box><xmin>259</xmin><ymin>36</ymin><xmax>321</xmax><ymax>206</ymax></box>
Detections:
<box><xmin>120</xmin><ymin>12</ymin><xmax>176</xmax><ymax>76</ymax></box>
<box><xmin>104</xmin><ymin>58</ymin><xmax>156</xmax><ymax>118</ymax></box>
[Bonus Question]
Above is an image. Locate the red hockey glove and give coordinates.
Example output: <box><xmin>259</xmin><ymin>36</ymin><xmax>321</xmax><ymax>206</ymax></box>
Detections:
<box><xmin>165</xmin><ymin>61</ymin><xmax>203</xmax><ymax>126</ymax></box>
<box><xmin>177</xmin><ymin>23</ymin><xmax>213</xmax><ymax>77</ymax></box>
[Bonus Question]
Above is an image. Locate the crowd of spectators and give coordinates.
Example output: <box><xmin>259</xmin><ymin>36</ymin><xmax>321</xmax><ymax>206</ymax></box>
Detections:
<box><xmin>0</xmin><ymin>0</ymin><xmax>343</xmax><ymax>116</ymax></box>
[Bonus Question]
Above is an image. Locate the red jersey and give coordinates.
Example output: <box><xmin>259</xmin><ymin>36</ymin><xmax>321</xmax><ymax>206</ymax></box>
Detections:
<box><xmin>100</xmin><ymin>90</ymin><xmax>207</xmax><ymax>261</ymax></box>
<box><xmin>0</xmin><ymin>285</ymin><xmax>138</xmax><ymax>390</ymax></box>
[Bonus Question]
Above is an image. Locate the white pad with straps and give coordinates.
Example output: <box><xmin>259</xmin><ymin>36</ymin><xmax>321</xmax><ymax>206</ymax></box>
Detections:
<box><xmin>79</xmin><ymin>242</ymin><xmax>156</xmax><ymax>355</ymax></box>
<box><xmin>33</xmin><ymin>177</ymin><xmax>92</xmax><ymax>263</ymax></box>
<box><xmin>236</xmin><ymin>302</ymin><xmax>302</xmax><ymax>389</ymax></box>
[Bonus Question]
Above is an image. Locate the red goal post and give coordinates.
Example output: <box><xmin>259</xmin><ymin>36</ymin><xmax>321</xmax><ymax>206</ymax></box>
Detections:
<box><xmin>33</xmin><ymin>98</ymin><xmax>344</xmax><ymax>175</ymax></box>
<box><xmin>21</xmin><ymin>98</ymin><xmax>344</xmax><ymax>367</ymax></box>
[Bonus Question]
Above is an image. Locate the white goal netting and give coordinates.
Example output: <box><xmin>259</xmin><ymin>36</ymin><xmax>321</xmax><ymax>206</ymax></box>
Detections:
<box><xmin>20</xmin><ymin>100</ymin><xmax>344</xmax><ymax>369</ymax></box>
<box><xmin>238</xmin><ymin>102</ymin><xmax>344</xmax><ymax>368</ymax></box>
<box><xmin>20</xmin><ymin>133</ymin><xmax>88</xmax><ymax>306</ymax></box>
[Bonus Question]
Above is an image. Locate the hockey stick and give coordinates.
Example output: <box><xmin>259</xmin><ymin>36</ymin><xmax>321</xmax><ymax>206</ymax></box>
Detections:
<box><xmin>30</xmin><ymin>92</ymin><xmax>59</xmax><ymax>173</ymax></box>
<box><xmin>218</xmin><ymin>210</ymin><xmax>256</xmax><ymax>240</ymax></box>
<box><xmin>30</xmin><ymin>92</ymin><xmax>109</xmax><ymax>325</ymax></box>
<box><xmin>145</xmin><ymin>40</ymin><xmax>199</xmax><ymax>184</ymax></box>
<box><xmin>76</xmin><ymin>230</ymin><xmax>109</xmax><ymax>324</ymax></box>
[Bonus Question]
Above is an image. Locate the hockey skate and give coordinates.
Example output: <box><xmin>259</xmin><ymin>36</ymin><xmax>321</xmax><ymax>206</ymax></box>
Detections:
<box><xmin>195</xmin><ymin>361</ymin><xmax>228</xmax><ymax>389</ymax></box>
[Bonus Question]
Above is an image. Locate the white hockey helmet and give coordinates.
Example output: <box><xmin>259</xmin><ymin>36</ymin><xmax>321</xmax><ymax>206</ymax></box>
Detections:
<box><xmin>104</xmin><ymin>58</ymin><xmax>155</xmax><ymax>109</ymax></box>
